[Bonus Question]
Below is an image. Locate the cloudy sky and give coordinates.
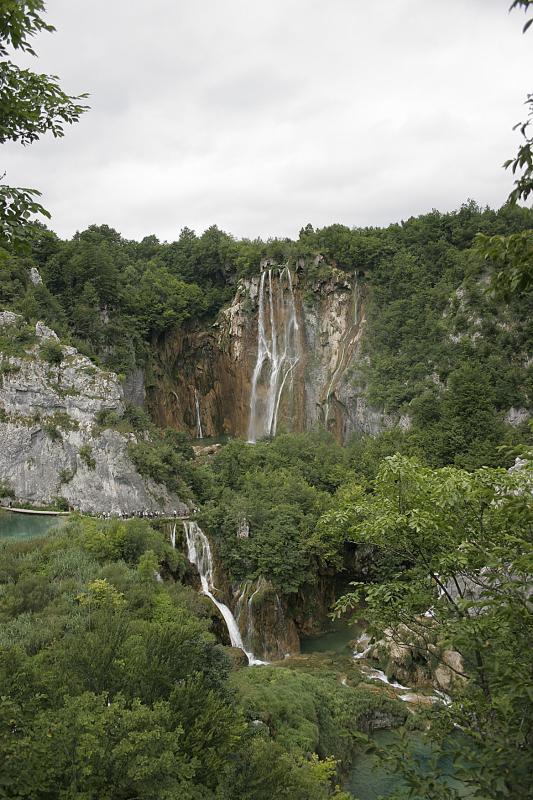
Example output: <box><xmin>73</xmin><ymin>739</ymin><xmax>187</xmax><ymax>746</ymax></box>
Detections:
<box><xmin>4</xmin><ymin>0</ymin><xmax>531</xmax><ymax>241</ymax></box>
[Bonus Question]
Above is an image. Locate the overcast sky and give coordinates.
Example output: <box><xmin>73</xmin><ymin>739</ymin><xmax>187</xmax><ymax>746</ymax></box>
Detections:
<box><xmin>4</xmin><ymin>0</ymin><xmax>531</xmax><ymax>242</ymax></box>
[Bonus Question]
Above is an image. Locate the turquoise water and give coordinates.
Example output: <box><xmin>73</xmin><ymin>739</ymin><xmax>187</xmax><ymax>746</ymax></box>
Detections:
<box><xmin>300</xmin><ymin>617</ymin><xmax>363</xmax><ymax>655</ymax></box>
<box><xmin>0</xmin><ymin>510</ymin><xmax>65</xmax><ymax>541</ymax></box>
<box><xmin>346</xmin><ymin>730</ymin><xmax>468</xmax><ymax>799</ymax></box>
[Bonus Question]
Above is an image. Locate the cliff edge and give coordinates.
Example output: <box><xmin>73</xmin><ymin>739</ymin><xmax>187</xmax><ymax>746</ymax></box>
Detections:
<box><xmin>0</xmin><ymin>311</ymin><xmax>186</xmax><ymax>515</ymax></box>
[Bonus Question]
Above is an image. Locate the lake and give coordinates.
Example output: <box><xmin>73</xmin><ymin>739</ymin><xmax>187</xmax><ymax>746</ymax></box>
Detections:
<box><xmin>0</xmin><ymin>510</ymin><xmax>66</xmax><ymax>541</ymax></box>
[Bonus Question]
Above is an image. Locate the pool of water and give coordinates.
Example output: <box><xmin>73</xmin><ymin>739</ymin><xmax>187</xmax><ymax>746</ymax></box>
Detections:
<box><xmin>346</xmin><ymin>730</ymin><xmax>469</xmax><ymax>799</ymax></box>
<box><xmin>300</xmin><ymin>617</ymin><xmax>364</xmax><ymax>655</ymax></box>
<box><xmin>0</xmin><ymin>510</ymin><xmax>65</xmax><ymax>541</ymax></box>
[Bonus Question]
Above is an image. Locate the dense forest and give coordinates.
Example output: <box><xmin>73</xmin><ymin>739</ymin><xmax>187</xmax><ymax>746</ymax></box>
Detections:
<box><xmin>1</xmin><ymin>200</ymin><xmax>532</xmax><ymax>798</ymax></box>
<box><xmin>1</xmin><ymin>1</ymin><xmax>532</xmax><ymax>798</ymax></box>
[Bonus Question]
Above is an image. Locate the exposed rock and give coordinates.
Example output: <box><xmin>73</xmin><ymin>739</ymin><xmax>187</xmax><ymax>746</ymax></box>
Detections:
<box><xmin>234</xmin><ymin>577</ymin><xmax>300</xmax><ymax>660</ymax></box>
<box><xmin>236</xmin><ymin>517</ymin><xmax>250</xmax><ymax>539</ymax></box>
<box><xmin>148</xmin><ymin>265</ymin><xmax>405</xmax><ymax>444</ymax></box>
<box><xmin>505</xmin><ymin>407</ymin><xmax>530</xmax><ymax>427</ymax></box>
<box><xmin>192</xmin><ymin>443</ymin><xmax>222</xmax><ymax>457</ymax></box>
<box><xmin>28</xmin><ymin>267</ymin><xmax>43</xmax><ymax>286</ymax></box>
<box><xmin>368</xmin><ymin>623</ymin><xmax>465</xmax><ymax>693</ymax></box>
<box><xmin>0</xmin><ymin>311</ymin><xmax>19</xmax><ymax>328</ymax></box>
<box><xmin>0</xmin><ymin>312</ymin><xmax>186</xmax><ymax>515</ymax></box>
<box><xmin>123</xmin><ymin>367</ymin><xmax>146</xmax><ymax>407</ymax></box>
<box><xmin>35</xmin><ymin>321</ymin><xmax>59</xmax><ymax>341</ymax></box>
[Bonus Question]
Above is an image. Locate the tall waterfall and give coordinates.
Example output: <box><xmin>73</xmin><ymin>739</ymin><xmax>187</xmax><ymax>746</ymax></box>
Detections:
<box><xmin>247</xmin><ymin>266</ymin><xmax>301</xmax><ymax>443</ymax></box>
<box><xmin>194</xmin><ymin>389</ymin><xmax>203</xmax><ymax>439</ymax></box>
<box><xmin>182</xmin><ymin>521</ymin><xmax>264</xmax><ymax>665</ymax></box>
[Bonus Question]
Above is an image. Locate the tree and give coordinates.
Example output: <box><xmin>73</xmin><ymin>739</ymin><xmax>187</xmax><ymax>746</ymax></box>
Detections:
<box><xmin>0</xmin><ymin>0</ymin><xmax>88</xmax><ymax>250</ymax></box>
<box><xmin>477</xmin><ymin>1</ymin><xmax>533</xmax><ymax>296</ymax></box>
<box><xmin>330</xmin><ymin>455</ymin><xmax>533</xmax><ymax>799</ymax></box>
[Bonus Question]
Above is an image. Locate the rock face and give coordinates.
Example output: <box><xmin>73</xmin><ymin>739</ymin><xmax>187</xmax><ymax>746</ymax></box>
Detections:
<box><xmin>149</xmin><ymin>264</ymin><xmax>393</xmax><ymax>443</ymax></box>
<box><xmin>234</xmin><ymin>577</ymin><xmax>300</xmax><ymax>661</ymax></box>
<box><xmin>0</xmin><ymin>313</ymin><xmax>186</xmax><ymax>515</ymax></box>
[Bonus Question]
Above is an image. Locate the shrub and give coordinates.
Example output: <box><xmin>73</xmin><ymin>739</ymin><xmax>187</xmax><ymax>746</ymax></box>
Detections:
<box><xmin>52</xmin><ymin>496</ymin><xmax>70</xmax><ymax>511</ymax></box>
<box><xmin>40</xmin><ymin>339</ymin><xmax>63</xmax><ymax>365</ymax></box>
<box><xmin>58</xmin><ymin>468</ymin><xmax>76</xmax><ymax>484</ymax></box>
<box><xmin>0</xmin><ymin>480</ymin><xmax>14</xmax><ymax>498</ymax></box>
<box><xmin>78</xmin><ymin>444</ymin><xmax>96</xmax><ymax>470</ymax></box>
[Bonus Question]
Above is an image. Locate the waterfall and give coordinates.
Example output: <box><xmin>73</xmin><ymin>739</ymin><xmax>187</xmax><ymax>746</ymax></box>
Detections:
<box><xmin>194</xmin><ymin>390</ymin><xmax>203</xmax><ymax>439</ymax></box>
<box><xmin>182</xmin><ymin>521</ymin><xmax>265</xmax><ymax>665</ymax></box>
<box><xmin>324</xmin><ymin>274</ymin><xmax>363</xmax><ymax>428</ymax></box>
<box><xmin>235</xmin><ymin>576</ymin><xmax>266</xmax><ymax>653</ymax></box>
<box><xmin>248</xmin><ymin>266</ymin><xmax>301</xmax><ymax>443</ymax></box>
<box><xmin>170</xmin><ymin>522</ymin><xmax>176</xmax><ymax>549</ymax></box>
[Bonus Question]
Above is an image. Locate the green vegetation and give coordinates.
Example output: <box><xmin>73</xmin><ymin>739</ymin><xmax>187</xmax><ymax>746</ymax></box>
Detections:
<box><xmin>197</xmin><ymin>433</ymin><xmax>350</xmax><ymax>592</ymax></box>
<box><xmin>0</xmin><ymin>0</ymin><xmax>88</xmax><ymax>251</ymax></box>
<box><xmin>0</xmin><ymin>515</ymin><xmax>370</xmax><ymax>799</ymax></box>
<box><xmin>0</xmin><ymin>316</ymin><xmax>36</xmax><ymax>358</ymax></box>
<box><xmin>329</xmin><ymin>454</ymin><xmax>533</xmax><ymax>799</ymax></box>
<box><xmin>231</xmin><ymin>666</ymin><xmax>405</xmax><ymax>766</ymax></box>
<box><xmin>78</xmin><ymin>444</ymin><xmax>96</xmax><ymax>470</ymax></box>
<box><xmin>39</xmin><ymin>337</ymin><xmax>63</xmax><ymax>365</ymax></box>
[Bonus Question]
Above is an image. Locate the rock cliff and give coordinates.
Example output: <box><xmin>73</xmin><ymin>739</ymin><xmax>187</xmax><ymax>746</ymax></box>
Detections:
<box><xmin>149</xmin><ymin>262</ymin><xmax>393</xmax><ymax>443</ymax></box>
<box><xmin>0</xmin><ymin>312</ymin><xmax>186</xmax><ymax>515</ymax></box>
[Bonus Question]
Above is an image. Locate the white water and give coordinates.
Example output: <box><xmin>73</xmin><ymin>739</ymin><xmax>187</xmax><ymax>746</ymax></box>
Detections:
<box><xmin>248</xmin><ymin>267</ymin><xmax>301</xmax><ymax>443</ymax></box>
<box><xmin>182</xmin><ymin>521</ymin><xmax>265</xmax><ymax>665</ymax></box>
<box><xmin>194</xmin><ymin>390</ymin><xmax>203</xmax><ymax>439</ymax></box>
<box><xmin>170</xmin><ymin>522</ymin><xmax>177</xmax><ymax>549</ymax></box>
<box><xmin>324</xmin><ymin>275</ymin><xmax>363</xmax><ymax>427</ymax></box>
<box><xmin>352</xmin><ymin>630</ymin><xmax>451</xmax><ymax>705</ymax></box>
<box><xmin>353</xmin><ymin>631</ymin><xmax>372</xmax><ymax>660</ymax></box>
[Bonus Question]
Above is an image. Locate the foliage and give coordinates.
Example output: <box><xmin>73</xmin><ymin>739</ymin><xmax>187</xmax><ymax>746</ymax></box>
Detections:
<box><xmin>0</xmin><ymin>317</ymin><xmax>36</xmax><ymax>357</ymax></box>
<box><xmin>0</xmin><ymin>0</ymin><xmax>88</xmax><ymax>249</ymax></box>
<box><xmin>197</xmin><ymin>433</ymin><xmax>349</xmax><ymax>592</ymax></box>
<box><xmin>128</xmin><ymin>427</ymin><xmax>198</xmax><ymax>498</ymax></box>
<box><xmin>231</xmin><ymin>666</ymin><xmax>404</xmax><ymax>767</ymax></box>
<box><xmin>39</xmin><ymin>337</ymin><xmax>62</xmax><ymax>364</ymax></box>
<box><xmin>330</xmin><ymin>454</ymin><xmax>533</xmax><ymax>799</ymax></box>
<box><xmin>0</xmin><ymin>515</ymin><xmax>353</xmax><ymax>799</ymax></box>
<box><xmin>0</xmin><ymin>479</ymin><xmax>14</xmax><ymax>498</ymax></box>
<box><xmin>79</xmin><ymin>443</ymin><xmax>96</xmax><ymax>470</ymax></box>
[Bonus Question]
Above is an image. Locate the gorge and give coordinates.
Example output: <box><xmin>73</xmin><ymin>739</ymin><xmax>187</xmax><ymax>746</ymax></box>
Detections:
<box><xmin>0</xmin><ymin>204</ymin><xmax>531</xmax><ymax>800</ymax></box>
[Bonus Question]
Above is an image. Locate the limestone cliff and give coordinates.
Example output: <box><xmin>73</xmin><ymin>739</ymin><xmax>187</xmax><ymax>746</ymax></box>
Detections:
<box><xmin>149</xmin><ymin>261</ymin><xmax>393</xmax><ymax>443</ymax></box>
<box><xmin>0</xmin><ymin>312</ymin><xmax>186</xmax><ymax>515</ymax></box>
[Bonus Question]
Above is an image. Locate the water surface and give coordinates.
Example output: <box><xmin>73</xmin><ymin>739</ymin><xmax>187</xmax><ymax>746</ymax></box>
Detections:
<box><xmin>0</xmin><ymin>510</ymin><xmax>65</xmax><ymax>541</ymax></box>
<box><xmin>300</xmin><ymin>617</ymin><xmax>363</xmax><ymax>655</ymax></box>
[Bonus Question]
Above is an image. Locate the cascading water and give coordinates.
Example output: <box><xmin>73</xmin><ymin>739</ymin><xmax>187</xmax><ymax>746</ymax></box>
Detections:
<box><xmin>248</xmin><ymin>266</ymin><xmax>301</xmax><ymax>443</ymax></box>
<box><xmin>194</xmin><ymin>390</ymin><xmax>203</xmax><ymax>439</ymax></box>
<box><xmin>324</xmin><ymin>275</ymin><xmax>363</xmax><ymax>428</ymax></box>
<box><xmin>182</xmin><ymin>520</ymin><xmax>265</xmax><ymax>665</ymax></box>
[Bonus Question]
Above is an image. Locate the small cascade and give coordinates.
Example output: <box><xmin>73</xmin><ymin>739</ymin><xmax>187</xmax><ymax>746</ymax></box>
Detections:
<box><xmin>323</xmin><ymin>275</ymin><xmax>363</xmax><ymax>429</ymax></box>
<box><xmin>248</xmin><ymin>266</ymin><xmax>301</xmax><ymax>443</ymax></box>
<box><xmin>182</xmin><ymin>521</ymin><xmax>265</xmax><ymax>665</ymax></box>
<box><xmin>170</xmin><ymin>522</ymin><xmax>177</xmax><ymax>549</ymax></box>
<box><xmin>235</xmin><ymin>576</ymin><xmax>268</xmax><ymax>654</ymax></box>
<box><xmin>352</xmin><ymin>630</ymin><xmax>451</xmax><ymax>705</ymax></box>
<box><xmin>194</xmin><ymin>389</ymin><xmax>203</xmax><ymax>439</ymax></box>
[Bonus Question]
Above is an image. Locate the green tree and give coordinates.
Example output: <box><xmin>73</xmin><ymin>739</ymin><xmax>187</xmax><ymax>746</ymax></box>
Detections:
<box><xmin>0</xmin><ymin>1</ymin><xmax>88</xmax><ymax>250</ymax></box>
<box><xmin>330</xmin><ymin>455</ymin><xmax>533</xmax><ymax>799</ymax></box>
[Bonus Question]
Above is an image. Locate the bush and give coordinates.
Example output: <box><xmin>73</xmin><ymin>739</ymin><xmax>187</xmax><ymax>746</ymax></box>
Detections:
<box><xmin>40</xmin><ymin>338</ymin><xmax>63</xmax><ymax>365</ymax></box>
<box><xmin>0</xmin><ymin>480</ymin><xmax>14</xmax><ymax>498</ymax></box>
<box><xmin>52</xmin><ymin>496</ymin><xmax>70</xmax><ymax>511</ymax></box>
<box><xmin>78</xmin><ymin>444</ymin><xmax>96</xmax><ymax>470</ymax></box>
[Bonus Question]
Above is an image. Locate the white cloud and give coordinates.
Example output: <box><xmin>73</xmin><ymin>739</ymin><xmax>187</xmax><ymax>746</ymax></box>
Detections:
<box><xmin>3</xmin><ymin>0</ymin><xmax>530</xmax><ymax>240</ymax></box>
